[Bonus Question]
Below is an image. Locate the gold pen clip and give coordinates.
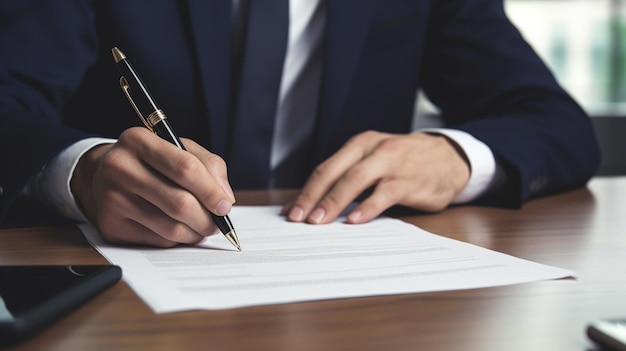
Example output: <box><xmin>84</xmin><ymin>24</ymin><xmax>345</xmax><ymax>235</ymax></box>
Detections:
<box><xmin>119</xmin><ymin>76</ymin><xmax>154</xmax><ymax>133</ymax></box>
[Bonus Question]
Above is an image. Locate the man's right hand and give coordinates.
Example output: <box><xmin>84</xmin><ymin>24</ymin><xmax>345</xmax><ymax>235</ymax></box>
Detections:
<box><xmin>70</xmin><ymin>127</ymin><xmax>235</xmax><ymax>247</ymax></box>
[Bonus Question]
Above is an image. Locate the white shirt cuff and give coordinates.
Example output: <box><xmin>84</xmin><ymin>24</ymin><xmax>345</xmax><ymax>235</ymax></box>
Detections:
<box><xmin>419</xmin><ymin>128</ymin><xmax>499</xmax><ymax>204</ymax></box>
<box><xmin>25</xmin><ymin>137</ymin><xmax>116</xmax><ymax>222</ymax></box>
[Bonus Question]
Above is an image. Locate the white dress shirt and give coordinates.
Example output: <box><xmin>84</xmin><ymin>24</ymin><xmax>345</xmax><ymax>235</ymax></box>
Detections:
<box><xmin>26</xmin><ymin>0</ymin><xmax>500</xmax><ymax>221</ymax></box>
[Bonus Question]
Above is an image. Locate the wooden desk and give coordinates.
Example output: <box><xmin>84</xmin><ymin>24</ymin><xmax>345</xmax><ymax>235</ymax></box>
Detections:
<box><xmin>2</xmin><ymin>177</ymin><xmax>625</xmax><ymax>351</ymax></box>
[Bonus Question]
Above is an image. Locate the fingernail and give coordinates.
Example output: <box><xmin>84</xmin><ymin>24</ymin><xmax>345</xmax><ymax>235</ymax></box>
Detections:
<box><xmin>347</xmin><ymin>210</ymin><xmax>362</xmax><ymax>223</ymax></box>
<box><xmin>215</xmin><ymin>199</ymin><xmax>231</xmax><ymax>216</ymax></box>
<box><xmin>309</xmin><ymin>207</ymin><xmax>325</xmax><ymax>224</ymax></box>
<box><xmin>288</xmin><ymin>206</ymin><xmax>305</xmax><ymax>222</ymax></box>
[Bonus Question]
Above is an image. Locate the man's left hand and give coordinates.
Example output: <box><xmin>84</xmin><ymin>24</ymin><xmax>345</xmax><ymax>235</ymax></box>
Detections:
<box><xmin>282</xmin><ymin>131</ymin><xmax>471</xmax><ymax>224</ymax></box>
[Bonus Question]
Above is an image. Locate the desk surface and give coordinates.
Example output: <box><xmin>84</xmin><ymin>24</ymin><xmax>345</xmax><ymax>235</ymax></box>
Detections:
<box><xmin>2</xmin><ymin>177</ymin><xmax>625</xmax><ymax>351</ymax></box>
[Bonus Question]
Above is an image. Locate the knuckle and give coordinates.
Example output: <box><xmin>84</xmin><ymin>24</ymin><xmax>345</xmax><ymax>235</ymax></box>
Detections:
<box><xmin>293</xmin><ymin>191</ymin><xmax>316</xmax><ymax>208</ymax></box>
<box><xmin>206</xmin><ymin>154</ymin><xmax>227</xmax><ymax>169</ymax></box>
<box><xmin>361</xmin><ymin>130</ymin><xmax>379</xmax><ymax>139</ymax></box>
<box><xmin>118</xmin><ymin>127</ymin><xmax>147</xmax><ymax>146</ymax></box>
<box><xmin>378</xmin><ymin>137</ymin><xmax>406</xmax><ymax>153</ymax></box>
<box><xmin>166</xmin><ymin>222</ymin><xmax>190</xmax><ymax>242</ymax></box>
<box><xmin>99</xmin><ymin>153</ymin><xmax>131</xmax><ymax>180</ymax></box>
<box><xmin>175</xmin><ymin>154</ymin><xmax>203</xmax><ymax>181</ymax></box>
<box><xmin>320</xmin><ymin>192</ymin><xmax>343</xmax><ymax>208</ymax></box>
<box><xmin>198</xmin><ymin>190</ymin><xmax>222</xmax><ymax>211</ymax></box>
<box><xmin>355</xmin><ymin>130</ymin><xmax>378</xmax><ymax>141</ymax></box>
<box><xmin>168</xmin><ymin>192</ymin><xmax>197</xmax><ymax>218</ymax></box>
<box><xmin>309</xmin><ymin>162</ymin><xmax>333</xmax><ymax>183</ymax></box>
<box><xmin>344</xmin><ymin>165</ymin><xmax>370</xmax><ymax>185</ymax></box>
<box><xmin>346</xmin><ymin>132</ymin><xmax>367</xmax><ymax>147</ymax></box>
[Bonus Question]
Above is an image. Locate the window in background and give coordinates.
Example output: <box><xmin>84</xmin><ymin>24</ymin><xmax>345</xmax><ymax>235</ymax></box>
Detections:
<box><xmin>505</xmin><ymin>0</ymin><xmax>626</xmax><ymax>116</ymax></box>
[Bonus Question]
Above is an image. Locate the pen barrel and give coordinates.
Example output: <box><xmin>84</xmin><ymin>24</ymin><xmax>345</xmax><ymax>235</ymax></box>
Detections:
<box><xmin>152</xmin><ymin>118</ymin><xmax>186</xmax><ymax>150</ymax></box>
<box><xmin>116</xmin><ymin>58</ymin><xmax>160</xmax><ymax>118</ymax></box>
<box><xmin>212</xmin><ymin>213</ymin><xmax>236</xmax><ymax>239</ymax></box>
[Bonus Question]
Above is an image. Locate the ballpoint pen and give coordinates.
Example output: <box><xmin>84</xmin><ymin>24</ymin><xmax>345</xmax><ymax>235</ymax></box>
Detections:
<box><xmin>111</xmin><ymin>47</ymin><xmax>241</xmax><ymax>251</ymax></box>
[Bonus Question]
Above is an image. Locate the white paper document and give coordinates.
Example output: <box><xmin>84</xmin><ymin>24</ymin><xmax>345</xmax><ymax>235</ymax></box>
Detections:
<box><xmin>80</xmin><ymin>206</ymin><xmax>574</xmax><ymax>313</ymax></box>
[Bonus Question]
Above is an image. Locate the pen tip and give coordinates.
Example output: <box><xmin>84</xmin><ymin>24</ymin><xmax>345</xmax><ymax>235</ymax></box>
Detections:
<box><xmin>224</xmin><ymin>230</ymin><xmax>242</xmax><ymax>252</ymax></box>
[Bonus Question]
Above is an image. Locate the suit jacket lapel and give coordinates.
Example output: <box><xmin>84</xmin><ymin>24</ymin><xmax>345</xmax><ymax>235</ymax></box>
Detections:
<box><xmin>186</xmin><ymin>0</ymin><xmax>232</xmax><ymax>157</ymax></box>
<box><xmin>315</xmin><ymin>0</ymin><xmax>377</xmax><ymax>160</ymax></box>
<box><xmin>185</xmin><ymin>0</ymin><xmax>378</xmax><ymax>161</ymax></box>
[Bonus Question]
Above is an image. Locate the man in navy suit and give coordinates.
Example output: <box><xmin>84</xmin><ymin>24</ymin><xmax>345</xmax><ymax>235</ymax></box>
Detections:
<box><xmin>0</xmin><ymin>1</ymin><xmax>600</xmax><ymax>247</ymax></box>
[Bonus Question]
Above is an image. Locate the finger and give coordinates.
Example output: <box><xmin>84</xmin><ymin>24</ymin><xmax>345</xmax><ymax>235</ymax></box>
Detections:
<box><xmin>164</xmin><ymin>143</ymin><xmax>233</xmax><ymax>216</ymax></box>
<box><xmin>105</xmin><ymin>218</ymin><xmax>191</xmax><ymax>248</ymax></box>
<box><xmin>97</xmin><ymin>137</ymin><xmax>216</xmax><ymax>237</ymax></box>
<box><xmin>345</xmin><ymin>180</ymin><xmax>404</xmax><ymax>224</ymax></box>
<box><xmin>183</xmin><ymin>138</ymin><xmax>235</xmax><ymax>202</ymax></box>
<box><xmin>97</xmin><ymin>189</ymin><xmax>210</xmax><ymax>246</ymax></box>
<box><xmin>139</xmin><ymin>172</ymin><xmax>217</xmax><ymax>237</ymax></box>
<box><xmin>286</xmin><ymin>157</ymin><xmax>354</xmax><ymax>222</ymax></box>
<box><xmin>304</xmin><ymin>150</ymin><xmax>388</xmax><ymax>224</ymax></box>
<box><xmin>129</xmin><ymin>191</ymin><xmax>215</xmax><ymax>242</ymax></box>
<box><xmin>119</xmin><ymin>129</ymin><xmax>233</xmax><ymax>217</ymax></box>
<box><xmin>287</xmin><ymin>131</ymin><xmax>387</xmax><ymax>222</ymax></box>
<box><xmin>130</xmin><ymin>196</ymin><xmax>211</xmax><ymax>244</ymax></box>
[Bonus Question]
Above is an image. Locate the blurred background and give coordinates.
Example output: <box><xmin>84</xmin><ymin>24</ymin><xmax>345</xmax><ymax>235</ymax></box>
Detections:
<box><xmin>505</xmin><ymin>0</ymin><xmax>626</xmax><ymax>175</ymax></box>
<box><xmin>417</xmin><ymin>0</ymin><xmax>626</xmax><ymax>175</ymax></box>
<box><xmin>505</xmin><ymin>0</ymin><xmax>626</xmax><ymax>117</ymax></box>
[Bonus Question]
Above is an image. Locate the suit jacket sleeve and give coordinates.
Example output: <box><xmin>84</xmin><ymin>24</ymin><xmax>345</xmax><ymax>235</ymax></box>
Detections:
<box><xmin>0</xmin><ymin>0</ymin><xmax>99</xmax><ymax>224</ymax></box>
<box><xmin>422</xmin><ymin>0</ymin><xmax>600</xmax><ymax>207</ymax></box>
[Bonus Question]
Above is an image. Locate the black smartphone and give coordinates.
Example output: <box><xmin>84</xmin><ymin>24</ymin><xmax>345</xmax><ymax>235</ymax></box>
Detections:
<box><xmin>587</xmin><ymin>318</ymin><xmax>626</xmax><ymax>351</ymax></box>
<box><xmin>0</xmin><ymin>265</ymin><xmax>122</xmax><ymax>347</ymax></box>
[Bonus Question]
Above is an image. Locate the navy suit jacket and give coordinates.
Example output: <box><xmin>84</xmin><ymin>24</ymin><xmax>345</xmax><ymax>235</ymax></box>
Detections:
<box><xmin>0</xmin><ymin>0</ymin><xmax>600</xmax><ymax>224</ymax></box>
